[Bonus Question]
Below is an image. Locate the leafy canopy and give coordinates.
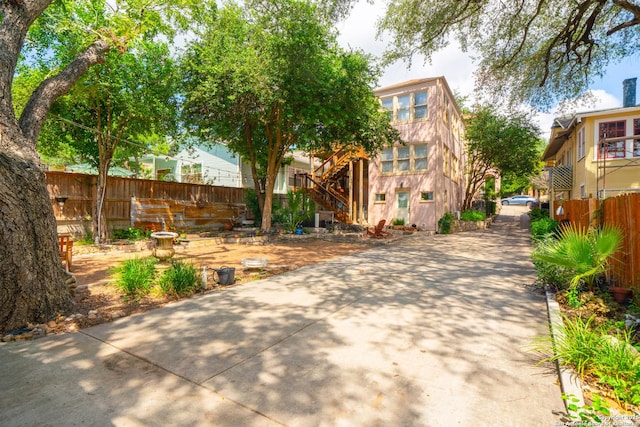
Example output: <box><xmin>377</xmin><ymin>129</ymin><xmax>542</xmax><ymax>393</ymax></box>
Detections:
<box><xmin>378</xmin><ymin>0</ymin><xmax>640</xmax><ymax>109</ymax></box>
<box><xmin>181</xmin><ymin>0</ymin><xmax>400</xmax><ymax>230</ymax></box>
<box><xmin>462</xmin><ymin>105</ymin><xmax>543</xmax><ymax>209</ymax></box>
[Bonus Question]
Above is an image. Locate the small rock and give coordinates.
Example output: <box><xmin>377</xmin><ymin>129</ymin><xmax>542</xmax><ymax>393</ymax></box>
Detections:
<box><xmin>110</xmin><ymin>311</ymin><xmax>126</xmax><ymax>320</ymax></box>
<box><xmin>2</xmin><ymin>335</ymin><xmax>15</xmax><ymax>342</ymax></box>
<box><xmin>88</xmin><ymin>313</ymin><xmax>97</xmax><ymax>320</ymax></box>
<box><xmin>67</xmin><ymin>324</ymin><xmax>79</xmax><ymax>332</ymax></box>
<box><xmin>47</xmin><ymin>321</ymin><xmax>57</xmax><ymax>328</ymax></box>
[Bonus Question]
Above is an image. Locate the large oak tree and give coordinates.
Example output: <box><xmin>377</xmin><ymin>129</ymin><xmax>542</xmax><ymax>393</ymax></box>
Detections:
<box><xmin>379</xmin><ymin>0</ymin><xmax>640</xmax><ymax>109</ymax></box>
<box><xmin>0</xmin><ymin>0</ymin><xmax>211</xmax><ymax>334</ymax></box>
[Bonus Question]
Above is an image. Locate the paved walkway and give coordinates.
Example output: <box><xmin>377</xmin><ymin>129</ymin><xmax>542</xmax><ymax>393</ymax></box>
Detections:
<box><xmin>0</xmin><ymin>206</ymin><xmax>566</xmax><ymax>426</ymax></box>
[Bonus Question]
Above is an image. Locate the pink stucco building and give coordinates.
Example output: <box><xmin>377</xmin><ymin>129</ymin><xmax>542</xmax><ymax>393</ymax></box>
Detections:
<box><xmin>368</xmin><ymin>77</ymin><xmax>467</xmax><ymax>232</ymax></box>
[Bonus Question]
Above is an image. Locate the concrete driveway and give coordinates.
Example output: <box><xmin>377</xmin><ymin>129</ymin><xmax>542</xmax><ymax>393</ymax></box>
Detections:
<box><xmin>0</xmin><ymin>206</ymin><xmax>566</xmax><ymax>426</ymax></box>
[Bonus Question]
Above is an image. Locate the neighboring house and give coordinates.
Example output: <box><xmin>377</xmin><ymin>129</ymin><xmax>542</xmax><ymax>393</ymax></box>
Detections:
<box><xmin>542</xmin><ymin>78</ymin><xmax>640</xmax><ymax>209</ymax></box>
<box><xmin>368</xmin><ymin>77</ymin><xmax>467</xmax><ymax>232</ymax></box>
<box><xmin>138</xmin><ymin>154</ymin><xmax>178</xmax><ymax>181</ymax></box>
<box><xmin>65</xmin><ymin>163</ymin><xmax>137</xmax><ymax>178</ymax></box>
<box><xmin>174</xmin><ymin>143</ymin><xmax>316</xmax><ymax>195</ymax></box>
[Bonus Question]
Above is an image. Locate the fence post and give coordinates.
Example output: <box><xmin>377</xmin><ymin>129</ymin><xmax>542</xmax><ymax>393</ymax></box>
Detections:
<box><xmin>130</xmin><ymin>196</ymin><xmax>136</xmax><ymax>228</ymax></box>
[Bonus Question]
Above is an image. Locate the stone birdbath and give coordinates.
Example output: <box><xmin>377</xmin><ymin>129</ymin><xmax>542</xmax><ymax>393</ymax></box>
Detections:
<box><xmin>150</xmin><ymin>231</ymin><xmax>179</xmax><ymax>263</ymax></box>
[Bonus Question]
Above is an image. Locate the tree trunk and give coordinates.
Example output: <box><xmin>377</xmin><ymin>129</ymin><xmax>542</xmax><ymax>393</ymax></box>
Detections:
<box><xmin>93</xmin><ymin>163</ymin><xmax>110</xmax><ymax>243</ymax></box>
<box><xmin>0</xmin><ymin>149</ymin><xmax>74</xmax><ymax>334</ymax></box>
<box><xmin>261</xmin><ymin>174</ymin><xmax>275</xmax><ymax>232</ymax></box>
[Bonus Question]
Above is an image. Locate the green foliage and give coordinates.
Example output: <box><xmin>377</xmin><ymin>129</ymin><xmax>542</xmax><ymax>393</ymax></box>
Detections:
<box><xmin>528</xmin><ymin>207</ymin><xmax>549</xmax><ymax>222</ymax></box>
<box><xmin>460</xmin><ymin>210</ymin><xmax>485</xmax><ymax>221</ymax></box>
<box><xmin>157</xmin><ymin>260</ymin><xmax>201</xmax><ymax>297</ymax></box>
<box><xmin>273</xmin><ymin>190</ymin><xmax>315</xmax><ymax>233</ymax></box>
<box><xmin>74</xmin><ymin>230</ymin><xmax>95</xmax><ymax>246</ymax></box>
<box><xmin>542</xmin><ymin>315</ymin><xmax>640</xmax><ymax>407</ymax></box>
<box><xmin>562</xmin><ymin>393</ymin><xmax>610</xmax><ymax>424</ymax></box>
<box><xmin>180</xmin><ymin>0</ymin><xmax>401</xmax><ymax>230</ymax></box>
<box><xmin>112</xmin><ymin>227</ymin><xmax>152</xmax><ymax>241</ymax></box>
<box><xmin>110</xmin><ymin>257</ymin><xmax>157</xmax><ymax>299</ymax></box>
<box><xmin>531</xmin><ymin>225</ymin><xmax>623</xmax><ymax>289</ymax></box>
<box><xmin>461</xmin><ymin>105</ymin><xmax>543</xmax><ymax>210</ymax></box>
<box><xmin>437</xmin><ymin>212</ymin><xmax>454</xmax><ymax>234</ymax></box>
<box><xmin>531</xmin><ymin>254</ymin><xmax>573</xmax><ymax>291</ymax></box>
<box><xmin>392</xmin><ymin>218</ymin><xmax>405</xmax><ymax>226</ymax></box>
<box><xmin>530</xmin><ymin>217</ymin><xmax>558</xmax><ymax>241</ymax></box>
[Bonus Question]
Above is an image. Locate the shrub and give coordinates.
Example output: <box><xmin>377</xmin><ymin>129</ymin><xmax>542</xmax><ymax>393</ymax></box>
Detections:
<box><xmin>530</xmin><ymin>217</ymin><xmax>558</xmax><ymax>241</ymax></box>
<box><xmin>392</xmin><ymin>218</ymin><xmax>405</xmax><ymax>226</ymax></box>
<box><xmin>110</xmin><ymin>257</ymin><xmax>157</xmax><ymax>298</ymax></box>
<box><xmin>460</xmin><ymin>210</ymin><xmax>486</xmax><ymax>221</ymax></box>
<box><xmin>75</xmin><ymin>230</ymin><xmax>94</xmax><ymax>246</ymax></box>
<box><xmin>531</xmin><ymin>243</ymin><xmax>573</xmax><ymax>290</ymax></box>
<box><xmin>157</xmin><ymin>260</ymin><xmax>202</xmax><ymax>296</ymax></box>
<box><xmin>528</xmin><ymin>207</ymin><xmax>549</xmax><ymax>222</ymax></box>
<box><xmin>540</xmin><ymin>315</ymin><xmax>640</xmax><ymax>407</ymax></box>
<box><xmin>112</xmin><ymin>227</ymin><xmax>152</xmax><ymax>240</ymax></box>
<box><xmin>531</xmin><ymin>224</ymin><xmax>623</xmax><ymax>290</ymax></box>
<box><xmin>437</xmin><ymin>212</ymin><xmax>455</xmax><ymax>234</ymax></box>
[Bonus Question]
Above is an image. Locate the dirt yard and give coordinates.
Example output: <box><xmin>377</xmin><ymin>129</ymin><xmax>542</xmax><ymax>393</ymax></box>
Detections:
<box><xmin>62</xmin><ymin>236</ymin><xmax>373</xmax><ymax>332</ymax></box>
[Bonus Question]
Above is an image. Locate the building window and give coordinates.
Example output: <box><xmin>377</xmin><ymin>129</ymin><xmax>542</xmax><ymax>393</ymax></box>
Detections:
<box><xmin>443</xmin><ymin>146</ymin><xmax>450</xmax><ymax>177</ymax></box>
<box><xmin>181</xmin><ymin>163</ymin><xmax>202</xmax><ymax>183</ymax></box>
<box><xmin>397</xmin><ymin>95</ymin><xmax>411</xmax><ymax>122</ymax></box>
<box><xmin>580</xmin><ymin>183</ymin><xmax>586</xmax><ymax>199</ymax></box>
<box><xmin>414</xmin><ymin>91</ymin><xmax>428</xmax><ymax>119</ymax></box>
<box><xmin>634</xmin><ymin>118</ymin><xmax>640</xmax><ymax>157</ymax></box>
<box><xmin>397</xmin><ymin>146</ymin><xmax>410</xmax><ymax>171</ymax></box>
<box><xmin>599</xmin><ymin>120</ymin><xmax>626</xmax><ymax>158</ymax></box>
<box><xmin>420</xmin><ymin>191</ymin><xmax>434</xmax><ymax>201</ymax></box>
<box><xmin>380</xmin><ymin>144</ymin><xmax>429</xmax><ymax>174</ymax></box>
<box><xmin>381</xmin><ymin>148</ymin><xmax>394</xmax><ymax>173</ymax></box>
<box><xmin>381</xmin><ymin>98</ymin><xmax>393</xmax><ymax>121</ymax></box>
<box><xmin>414</xmin><ymin>144</ymin><xmax>428</xmax><ymax>170</ymax></box>
<box><xmin>374</xmin><ymin>193</ymin><xmax>386</xmax><ymax>203</ymax></box>
<box><xmin>577</xmin><ymin>127</ymin><xmax>586</xmax><ymax>161</ymax></box>
<box><xmin>380</xmin><ymin>91</ymin><xmax>428</xmax><ymax>123</ymax></box>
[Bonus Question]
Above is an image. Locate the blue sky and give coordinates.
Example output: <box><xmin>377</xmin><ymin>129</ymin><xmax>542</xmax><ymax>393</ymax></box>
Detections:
<box><xmin>336</xmin><ymin>0</ymin><xmax>640</xmax><ymax>139</ymax></box>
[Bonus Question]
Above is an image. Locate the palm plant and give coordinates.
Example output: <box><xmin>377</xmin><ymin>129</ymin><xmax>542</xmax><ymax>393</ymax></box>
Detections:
<box><xmin>531</xmin><ymin>224</ymin><xmax>623</xmax><ymax>290</ymax></box>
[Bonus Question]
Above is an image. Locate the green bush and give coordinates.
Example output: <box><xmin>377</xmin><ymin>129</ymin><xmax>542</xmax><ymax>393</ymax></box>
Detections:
<box><xmin>530</xmin><ymin>217</ymin><xmax>558</xmax><ymax>240</ymax></box>
<box><xmin>438</xmin><ymin>212</ymin><xmax>455</xmax><ymax>234</ymax></box>
<box><xmin>110</xmin><ymin>257</ymin><xmax>157</xmax><ymax>298</ymax></box>
<box><xmin>460</xmin><ymin>210</ymin><xmax>486</xmax><ymax>221</ymax></box>
<box><xmin>528</xmin><ymin>207</ymin><xmax>549</xmax><ymax>222</ymax></box>
<box><xmin>531</xmin><ymin>224</ymin><xmax>623</xmax><ymax>289</ymax></box>
<box><xmin>75</xmin><ymin>230</ymin><xmax>94</xmax><ymax>246</ymax></box>
<box><xmin>392</xmin><ymin>218</ymin><xmax>405</xmax><ymax>226</ymax></box>
<box><xmin>112</xmin><ymin>227</ymin><xmax>152</xmax><ymax>240</ymax></box>
<box><xmin>157</xmin><ymin>260</ymin><xmax>201</xmax><ymax>296</ymax></box>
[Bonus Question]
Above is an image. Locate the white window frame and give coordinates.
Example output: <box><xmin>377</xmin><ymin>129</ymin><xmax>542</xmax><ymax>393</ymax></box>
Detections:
<box><xmin>577</xmin><ymin>127</ymin><xmax>586</xmax><ymax>161</ymax></box>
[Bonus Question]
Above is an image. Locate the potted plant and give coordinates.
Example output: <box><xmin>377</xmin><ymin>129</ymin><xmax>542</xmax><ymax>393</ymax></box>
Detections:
<box><xmin>609</xmin><ymin>286</ymin><xmax>633</xmax><ymax>304</ymax></box>
<box><xmin>392</xmin><ymin>218</ymin><xmax>405</xmax><ymax>230</ymax></box>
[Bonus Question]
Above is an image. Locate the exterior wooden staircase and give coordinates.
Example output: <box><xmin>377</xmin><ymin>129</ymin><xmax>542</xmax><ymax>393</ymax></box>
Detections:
<box><xmin>297</xmin><ymin>147</ymin><xmax>367</xmax><ymax>224</ymax></box>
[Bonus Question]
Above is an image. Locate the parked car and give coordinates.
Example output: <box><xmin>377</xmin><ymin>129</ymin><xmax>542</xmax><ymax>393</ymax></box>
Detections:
<box><xmin>500</xmin><ymin>195</ymin><xmax>539</xmax><ymax>207</ymax></box>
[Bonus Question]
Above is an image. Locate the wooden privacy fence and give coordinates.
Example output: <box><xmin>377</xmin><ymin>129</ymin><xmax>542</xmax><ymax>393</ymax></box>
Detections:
<box><xmin>46</xmin><ymin>171</ymin><xmax>245</xmax><ymax>231</ymax></box>
<box><xmin>554</xmin><ymin>193</ymin><xmax>640</xmax><ymax>290</ymax></box>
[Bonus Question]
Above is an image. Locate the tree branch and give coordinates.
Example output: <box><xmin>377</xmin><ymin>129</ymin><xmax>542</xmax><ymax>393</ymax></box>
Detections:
<box><xmin>18</xmin><ymin>39</ymin><xmax>110</xmax><ymax>143</ymax></box>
